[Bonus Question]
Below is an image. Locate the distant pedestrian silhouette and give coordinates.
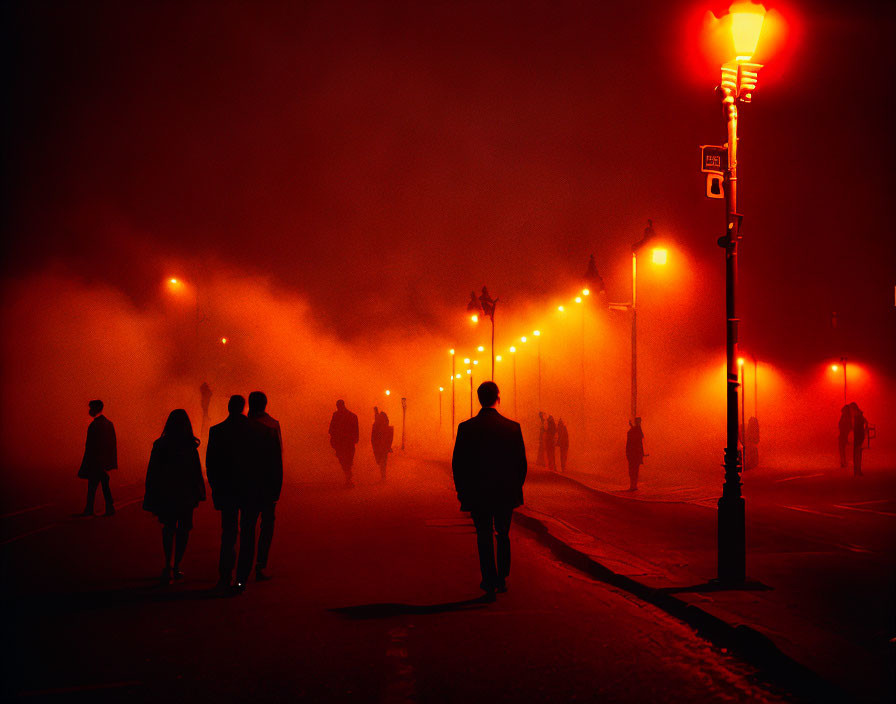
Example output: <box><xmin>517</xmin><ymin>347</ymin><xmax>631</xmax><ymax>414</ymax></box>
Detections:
<box><xmin>143</xmin><ymin>409</ymin><xmax>206</xmax><ymax>584</ymax></box>
<box><xmin>206</xmin><ymin>395</ymin><xmax>253</xmax><ymax>591</ymax></box>
<box><xmin>244</xmin><ymin>391</ymin><xmax>283</xmax><ymax>584</ymax></box>
<box><xmin>452</xmin><ymin>382</ymin><xmax>527</xmax><ymax>598</ymax></box>
<box><xmin>626</xmin><ymin>417</ymin><xmax>645</xmax><ymax>491</ymax></box>
<box><xmin>371</xmin><ymin>410</ymin><xmax>393</xmax><ymax>480</ymax></box>
<box><xmin>556</xmin><ymin>418</ymin><xmax>569</xmax><ymax>472</ymax></box>
<box><xmin>329</xmin><ymin>400</ymin><xmax>360</xmax><ymax>487</ymax></box>
<box><xmin>77</xmin><ymin>400</ymin><xmax>117</xmax><ymax>516</ymax></box>
<box><xmin>838</xmin><ymin>405</ymin><xmax>851</xmax><ymax>469</ymax></box>
<box><xmin>851</xmin><ymin>402</ymin><xmax>867</xmax><ymax>476</ymax></box>
<box><xmin>545</xmin><ymin>415</ymin><xmax>557</xmax><ymax>471</ymax></box>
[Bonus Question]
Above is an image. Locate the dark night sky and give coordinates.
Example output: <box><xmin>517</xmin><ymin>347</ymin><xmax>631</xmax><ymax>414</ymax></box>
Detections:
<box><xmin>3</xmin><ymin>0</ymin><xmax>894</xmax><ymax>368</ymax></box>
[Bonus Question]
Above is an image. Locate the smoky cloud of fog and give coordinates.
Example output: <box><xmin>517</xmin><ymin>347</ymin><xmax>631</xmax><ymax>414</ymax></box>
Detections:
<box><xmin>0</xmin><ymin>262</ymin><xmax>447</xmax><ymax>494</ymax></box>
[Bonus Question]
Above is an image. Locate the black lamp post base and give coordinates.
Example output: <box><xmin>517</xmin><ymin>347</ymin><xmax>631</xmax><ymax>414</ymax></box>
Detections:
<box><xmin>718</xmin><ymin>493</ymin><xmax>746</xmax><ymax>584</ymax></box>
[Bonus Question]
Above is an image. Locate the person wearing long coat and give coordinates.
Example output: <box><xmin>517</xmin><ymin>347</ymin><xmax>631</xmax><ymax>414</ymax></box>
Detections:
<box><xmin>625</xmin><ymin>418</ymin><xmax>645</xmax><ymax>491</ymax></box>
<box><xmin>371</xmin><ymin>411</ymin><xmax>393</xmax><ymax>480</ymax></box>
<box><xmin>143</xmin><ymin>409</ymin><xmax>206</xmax><ymax>584</ymax></box>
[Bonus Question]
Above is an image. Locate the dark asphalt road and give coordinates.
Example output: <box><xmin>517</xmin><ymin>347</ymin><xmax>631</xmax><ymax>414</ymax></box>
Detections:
<box><xmin>1</xmin><ymin>455</ymin><xmax>794</xmax><ymax>703</ymax></box>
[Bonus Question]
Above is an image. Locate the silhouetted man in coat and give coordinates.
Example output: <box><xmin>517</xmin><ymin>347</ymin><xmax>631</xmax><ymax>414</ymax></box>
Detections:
<box><xmin>329</xmin><ymin>400</ymin><xmax>359</xmax><ymax>487</ymax></box>
<box><xmin>626</xmin><ymin>417</ymin><xmax>644</xmax><ymax>491</ymax></box>
<box><xmin>206</xmin><ymin>395</ymin><xmax>253</xmax><ymax>590</ymax></box>
<box><xmin>241</xmin><ymin>391</ymin><xmax>283</xmax><ymax>584</ymax></box>
<box><xmin>78</xmin><ymin>400</ymin><xmax>117</xmax><ymax>516</ymax></box>
<box><xmin>452</xmin><ymin>382</ymin><xmax>527</xmax><ymax>598</ymax></box>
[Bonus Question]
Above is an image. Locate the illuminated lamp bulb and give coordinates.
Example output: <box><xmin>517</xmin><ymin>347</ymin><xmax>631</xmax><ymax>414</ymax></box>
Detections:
<box><xmin>521</xmin><ymin>336</ymin><xmax>527</xmax><ymax>343</ymax></box>
<box><xmin>575</xmin><ymin>297</ymin><xmax>582</xmax><ymax>303</ymax></box>
<box><xmin>831</xmin><ymin>365</ymin><xmax>839</xmax><ymax>372</ymax></box>
<box><xmin>449</xmin><ymin>348</ymin><xmax>455</xmax><ymax>355</ymax></box>
<box><xmin>533</xmin><ymin>330</ymin><xmax>541</xmax><ymax>336</ymax></box>
<box><xmin>496</xmin><ymin>355</ymin><xmax>502</xmax><ymax>362</ymax></box>
<box><xmin>471</xmin><ymin>314</ymin><xmax>479</xmax><ymax>323</ymax></box>
<box><xmin>737</xmin><ymin>357</ymin><xmax>745</xmax><ymax>367</ymax></box>
<box><xmin>582</xmin><ymin>288</ymin><xmax>590</xmax><ymax>296</ymax></box>
<box><xmin>558</xmin><ymin>305</ymin><xmax>565</xmax><ymax>312</ymax></box>
<box><xmin>509</xmin><ymin>346</ymin><xmax>516</xmax><ymax>353</ymax></box>
<box><xmin>730</xmin><ymin>2</ymin><xmax>766</xmax><ymax>61</ymax></box>
<box><xmin>463</xmin><ymin>358</ymin><xmax>470</xmax><ymax>364</ymax></box>
<box><xmin>652</xmin><ymin>248</ymin><xmax>668</xmax><ymax>265</ymax></box>
<box><xmin>385</xmin><ymin>390</ymin><xmax>391</xmax><ymax>396</ymax></box>
<box><xmin>477</xmin><ymin>346</ymin><xmax>484</xmax><ymax>352</ymax></box>
<box><xmin>220</xmin><ymin>337</ymin><xmax>227</xmax><ymax>344</ymax></box>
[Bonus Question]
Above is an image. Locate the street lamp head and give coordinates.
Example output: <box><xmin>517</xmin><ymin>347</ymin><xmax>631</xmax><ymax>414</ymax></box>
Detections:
<box><xmin>471</xmin><ymin>314</ymin><xmax>479</xmax><ymax>324</ymax></box>
<box><xmin>496</xmin><ymin>355</ymin><xmax>502</xmax><ymax>362</ymax></box>
<box><xmin>652</xmin><ymin>248</ymin><xmax>668</xmax><ymax>265</ymax></box>
<box><xmin>170</xmin><ymin>278</ymin><xmax>178</xmax><ymax>285</ymax></box>
<box><xmin>385</xmin><ymin>389</ymin><xmax>391</xmax><ymax>396</ymax></box>
<box><xmin>220</xmin><ymin>337</ymin><xmax>228</xmax><ymax>344</ymax></box>
<box><xmin>449</xmin><ymin>348</ymin><xmax>455</xmax><ymax>355</ymax></box>
<box><xmin>575</xmin><ymin>297</ymin><xmax>582</xmax><ymax>303</ymax></box>
<box><xmin>737</xmin><ymin>357</ymin><xmax>745</xmax><ymax>367</ymax></box>
<box><xmin>558</xmin><ymin>305</ymin><xmax>564</xmax><ymax>312</ymax></box>
<box><xmin>831</xmin><ymin>364</ymin><xmax>839</xmax><ymax>372</ymax></box>
<box><xmin>463</xmin><ymin>358</ymin><xmax>471</xmax><ymax>364</ymax></box>
<box><xmin>729</xmin><ymin>2</ymin><xmax>766</xmax><ymax>61</ymax></box>
<box><xmin>521</xmin><ymin>336</ymin><xmax>527</xmax><ymax>343</ymax></box>
<box><xmin>466</xmin><ymin>369</ymin><xmax>472</xmax><ymax>375</ymax></box>
<box><xmin>439</xmin><ymin>387</ymin><xmax>444</xmax><ymax>392</ymax></box>
<box><xmin>509</xmin><ymin>346</ymin><xmax>516</xmax><ymax>353</ymax></box>
<box><xmin>473</xmin><ymin>360</ymin><xmax>479</xmax><ymax>365</ymax></box>
<box><xmin>477</xmin><ymin>345</ymin><xmax>484</xmax><ymax>352</ymax></box>
<box><xmin>533</xmin><ymin>330</ymin><xmax>541</xmax><ymax>337</ymax></box>
<box><xmin>582</xmin><ymin>288</ymin><xmax>590</xmax><ymax>296</ymax></box>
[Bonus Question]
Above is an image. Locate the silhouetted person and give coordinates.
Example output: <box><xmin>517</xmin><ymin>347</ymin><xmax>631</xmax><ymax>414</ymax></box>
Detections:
<box><xmin>452</xmin><ymin>382</ymin><xmax>527</xmax><ymax>599</ymax></box>
<box><xmin>371</xmin><ymin>410</ymin><xmax>393</xmax><ymax>480</ymax></box>
<box><xmin>143</xmin><ymin>409</ymin><xmax>206</xmax><ymax>584</ymax></box>
<box><xmin>200</xmin><ymin>382</ymin><xmax>213</xmax><ymax>434</ymax></box>
<box><xmin>626</xmin><ymin>417</ymin><xmax>644</xmax><ymax>491</ymax></box>
<box><xmin>242</xmin><ymin>391</ymin><xmax>284</xmax><ymax>585</ymax></box>
<box><xmin>838</xmin><ymin>405</ymin><xmax>852</xmax><ymax>469</ymax></box>
<box><xmin>557</xmin><ymin>418</ymin><xmax>569</xmax><ymax>472</ymax></box>
<box><xmin>77</xmin><ymin>400</ymin><xmax>117</xmax><ymax>516</ymax></box>
<box><xmin>206</xmin><ymin>395</ymin><xmax>252</xmax><ymax>590</ymax></box>
<box><xmin>329</xmin><ymin>400</ymin><xmax>359</xmax><ymax>487</ymax></box>
<box><xmin>536</xmin><ymin>412</ymin><xmax>546</xmax><ymax>466</ymax></box>
<box><xmin>545</xmin><ymin>415</ymin><xmax>557</xmax><ymax>471</ymax></box>
<box><xmin>852</xmin><ymin>403</ymin><xmax>867</xmax><ymax>476</ymax></box>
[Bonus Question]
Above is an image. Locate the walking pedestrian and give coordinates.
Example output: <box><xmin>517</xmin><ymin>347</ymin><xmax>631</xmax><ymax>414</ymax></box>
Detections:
<box><xmin>556</xmin><ymin>418</ymin><xmax>569</xmax><ymax>472</ymax></box>
<box><xmin>329</xmin><ymin>400</ymin><xmax>359</xmax><ymax>487</ymax></box>
<box><xmin>452</xmin><ymin>382</ymin><xmax>527</xmax><ymax>600</ymax></box>
<box><xmin>206</xmin><ymin>395</ymin><xmax>253</xmax><ymax>591</ymax></box>
<box><xmin>371</xmin><ymin>410</ymin><xmax>393</xmax><ymax>480</ymax></box>
<box><xmin>77</xmin><ymin>400</ymin><xmax>117</xmax><ymax>517</ymax></box>
<box><xmin>852</xmin><ymin>403</ymin><xmax>868</xmax><ymax>476</ymax></box>
<box><xmin>626</xmin><ymin>417</ymin><xmax>645</xmax><ymax>491</ymax></box>
<box><xmin>242</xmin><ymin>391</ymin><xmax>283</xmax><ymax>584</ymax></box>
<box><xmin>142</xmin><ymin>409</ymin><xmax>205</xmax><ymax>584</ymax></box>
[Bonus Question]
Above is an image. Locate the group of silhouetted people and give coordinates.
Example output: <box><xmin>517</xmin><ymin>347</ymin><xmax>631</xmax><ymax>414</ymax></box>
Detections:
<box><xmin>78</xmin><ymin>391</ymin><xmax>283</xmax><ymax>591</ymax></box>
<box><xmin>534</xmin><ymin>412</ymin><xmax>569</xmax><ymax>472</ymax></box>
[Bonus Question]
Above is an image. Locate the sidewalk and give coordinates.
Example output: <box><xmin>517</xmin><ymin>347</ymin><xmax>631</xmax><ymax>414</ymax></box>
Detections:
<box><xmin>516</xmin><ymin>469</ymin><xmax>894</xmax><ymax>704</ymax></box>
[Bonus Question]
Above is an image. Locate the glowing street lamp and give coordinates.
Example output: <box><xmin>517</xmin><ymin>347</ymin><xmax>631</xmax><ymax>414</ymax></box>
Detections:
<box><xmin>466</xmin><ymin>287</ymin><xmax>498</xmax><ymax>380</ymax></box>
<box><xmin>652</xmin><ymin>248</ymin><xmax>668</xmax><ymax>265</ymax></box>
<box><xmin>712</xmin><ymin>0</ymin><xmax>769</xmax><ymax>586</ymax></box>
<box><xmin>449</xmin><ymin>349</ymin><xmax>456</xmax><ymax>438</ymax></box>
<box><xmin>385</xmin><ymin>389</ymin><xmax>391</xmax><ymax>396</ymax></box>
<box><xmin>220</xmin><ymin>337</ymin><xmax>228</xmax><ymax>345</ymax></box>
<box><xmin>833</xmin><ymin>357</ymin><xmax>848</xmax><ymax>402</ymax></box>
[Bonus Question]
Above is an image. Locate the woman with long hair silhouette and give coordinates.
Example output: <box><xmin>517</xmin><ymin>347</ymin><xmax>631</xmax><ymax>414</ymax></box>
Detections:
<box><xmin>143</xmin><ymin>409</ymin><xmax>206</xmax><ymax>584</ymax></box>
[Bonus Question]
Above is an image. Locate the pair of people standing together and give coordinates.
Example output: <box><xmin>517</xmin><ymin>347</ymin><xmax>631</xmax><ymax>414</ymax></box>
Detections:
<box><xmin>141</xmin><ymin>391</ymin><xmax>283</xmax><ymax>590</ymax></box>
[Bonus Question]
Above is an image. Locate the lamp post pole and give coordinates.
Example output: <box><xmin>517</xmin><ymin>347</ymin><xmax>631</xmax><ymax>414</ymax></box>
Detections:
<box><xmin>841</xmin><ymin>356</ymin><xmax>848</xmax><ymax>402</ymax></box>
<box><xmin>512</xmin><ymin>349</ymin><xmax>518</xmax><ymax>419</ymax></box>
<box><xmin>717</xmin><ymin>56</ymin><xmax>760</xmax><ymax>585</ymax></box>
<box><xmin>401</xmin><ymin>397</ymin><xmax>407</xmax><ymax>450</ymax></box>
<box><xmin>450</xmin><ymin>350</ymin><xmax>456</xmax><ymax>439</ymax></box>
<box><xmin>631</xmin><ymin>252</ymin><xmax>638</xmax><ymax>419</ymax></box>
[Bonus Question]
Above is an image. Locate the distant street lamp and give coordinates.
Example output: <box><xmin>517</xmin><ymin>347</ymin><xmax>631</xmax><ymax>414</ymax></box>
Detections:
<box><xmin>832</xmin><ymin>357</ymin><xmax>848</xmax><ymax>402</ymax></box>
<box><xmin>401</xmin><ymin>397</ymin><xmax>407</xmax><ymax>450</ymax></box>
<box><xmin>467</xmin><ymin>287</ymin><xmax>498</xmax><ymax>380</ymax></box>
<box><xmin>712</xmin><ymin>0</ymin><xmax>767</xmax><ymax>585</ymax></box>
<box><xmin>449</xmin><ymin>349</ymin><xmax>456</xmax><ymax>438</ymax></box>
<box><xmin>609</xmin><ymin>220</ymin><xmax>667</xmax><ymax>423</ymax></box>
<box><xmin>509</xmin><ymin>346</ymin><xmax>518</xmax><ymax>419</ymax></box>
